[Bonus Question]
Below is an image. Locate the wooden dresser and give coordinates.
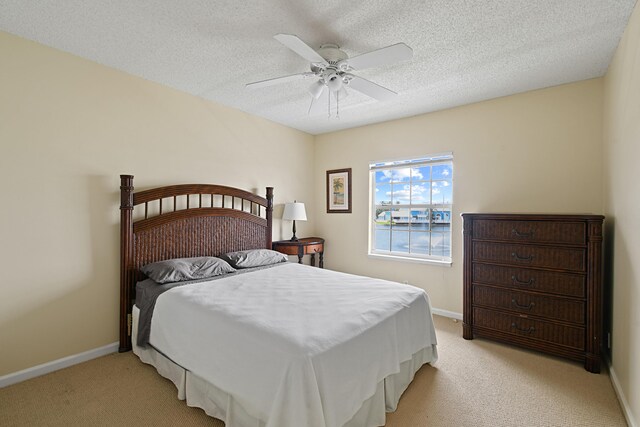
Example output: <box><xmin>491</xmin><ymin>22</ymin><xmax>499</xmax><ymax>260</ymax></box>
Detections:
<box><xmin>461</xmin><ymin>213</ymin><xmax>605</xmax><ymax>373</ymax></box>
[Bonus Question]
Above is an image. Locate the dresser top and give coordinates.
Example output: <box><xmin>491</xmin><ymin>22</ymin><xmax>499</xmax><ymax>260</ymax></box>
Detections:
<box><xmin>461</xmin><ymin>213</ymin><xmax>604</xmax><ymax>221</ymax></box>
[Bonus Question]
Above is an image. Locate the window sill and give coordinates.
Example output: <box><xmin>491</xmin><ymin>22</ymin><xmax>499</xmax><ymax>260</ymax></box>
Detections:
<box><xmin>367</xmin><ymin>253</ymin><xmax>452</xmax><ymax>267</ymax></box>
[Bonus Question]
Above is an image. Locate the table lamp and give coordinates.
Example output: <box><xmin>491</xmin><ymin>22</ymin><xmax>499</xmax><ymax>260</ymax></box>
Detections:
<box><xmin>282</xmin><ymin>201</ymin><xmax>307</xmax><ymax>241</ymax></box>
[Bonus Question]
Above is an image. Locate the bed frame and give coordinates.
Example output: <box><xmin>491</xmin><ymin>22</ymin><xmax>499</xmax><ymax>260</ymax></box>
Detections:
<box><xmin>119</xmin><ymin>175</ymin><xmax>274</xmax><ymax>352</ymax></box>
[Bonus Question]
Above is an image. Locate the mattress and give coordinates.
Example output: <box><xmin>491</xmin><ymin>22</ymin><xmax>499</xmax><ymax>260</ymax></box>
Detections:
<box><xmin>135</xmin><ymin>262</ymin><xmax>438</xmax><ymax>427</ymax></box>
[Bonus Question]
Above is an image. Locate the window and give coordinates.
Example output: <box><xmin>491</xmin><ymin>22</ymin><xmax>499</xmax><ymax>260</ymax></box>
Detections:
<box><xmin>369</xmin><ymin>153</ymin><xmax>453</xmax><ymax>264</ymax></box>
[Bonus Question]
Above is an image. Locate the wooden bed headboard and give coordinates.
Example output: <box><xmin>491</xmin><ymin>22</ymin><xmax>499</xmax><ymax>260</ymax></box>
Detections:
<box><xmin>119</xmin><ymin>174</ymin><xmax>274</xmax><ymax>352</ymax></box>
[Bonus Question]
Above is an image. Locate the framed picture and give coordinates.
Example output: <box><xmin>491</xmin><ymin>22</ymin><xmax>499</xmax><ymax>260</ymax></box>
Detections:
<box><xmin>326</xmin><ymin>168</ymin><xmax>352</xmax><ymax>213</ymax></box>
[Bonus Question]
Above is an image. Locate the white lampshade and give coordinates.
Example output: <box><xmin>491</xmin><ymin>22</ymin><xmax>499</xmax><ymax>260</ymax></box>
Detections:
<box><xmin>282</xmin><ymin>202</ymin><xmax>307</xmax><ymax>221</ymax></box>
<box><xmin>326</xmin><ymin>73</ymin><xmax>343</xmax><ymax>92</ymax></box>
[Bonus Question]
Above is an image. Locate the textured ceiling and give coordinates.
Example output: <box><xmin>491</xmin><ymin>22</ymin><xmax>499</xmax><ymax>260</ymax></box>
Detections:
<box><xmin>0</xmin><ymin>0</ymin><xmax>636</xmax><ymax>135</ymax></box>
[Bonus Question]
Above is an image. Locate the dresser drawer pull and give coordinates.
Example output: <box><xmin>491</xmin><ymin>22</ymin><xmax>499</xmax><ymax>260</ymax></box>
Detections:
<box><xmin>512</xmin><ymin>228</ymin><xmax>535</xmax><ymax>238</ymax></box>
<box><xmin>511</xmin><ymin>299</ymin><xmax>535</xmax><ymax>310</ymax></box>
<box><xmin>511</xmin><ymin>252</ymin><xmax>534</xmax><ymax>263</ymax></box>
<box><xmin>511</xmin><ymin>275</ymin><xmax>535</xmax><ymax>286</ymax></box>
<box><xmin>511</xmin><ymin>323</ymin><xmax>536</xmax><ymax>334</ymax></box>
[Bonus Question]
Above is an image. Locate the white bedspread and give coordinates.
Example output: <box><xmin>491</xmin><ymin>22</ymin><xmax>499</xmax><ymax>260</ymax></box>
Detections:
<box><xmin>150</xmin><ymin>263</ymin><xmax>437</xmax><ymax>427</ymax></box>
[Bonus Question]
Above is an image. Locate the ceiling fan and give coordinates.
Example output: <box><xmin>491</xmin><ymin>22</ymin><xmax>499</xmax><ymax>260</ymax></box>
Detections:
<box><xmin>246</xmin><ymin>34</ymin><xmax>413</xmax><ymax>116</ymax></box>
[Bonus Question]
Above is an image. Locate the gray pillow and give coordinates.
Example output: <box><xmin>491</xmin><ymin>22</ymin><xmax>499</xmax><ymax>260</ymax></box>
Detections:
<box><xmin>141</xmin><ymin>256</ymin><xmax>235</xmax><ymax>284</ymax></box>
<box><xmin>221</xmin><ymin>249</ymin><xmax>288</xmax><ymax>269</ymax></box>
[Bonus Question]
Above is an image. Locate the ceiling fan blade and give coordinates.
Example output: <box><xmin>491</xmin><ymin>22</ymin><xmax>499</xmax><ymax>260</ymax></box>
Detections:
<box><xmin>274</xmin><ymin>34</ymin><xmax>328</xmax><ymax>65</ymax></box>
<box><xmin>308</xmin><ymin>86</ymin><xmax>328</xmax><ymax>115</ymax></box>
<box><xmin>339</xmin><ymin>43</ymin><xmax>412</xmax><ymax>71</ymax></box>
<box><xmin>346</xmin><ymin>75</ymin><xmax>397</xmax><ymax>101</ymax></box>
<box><xmin>246</xmin><ymin>72</ymin><xmax>315</xmax><ymax>89</ymax></box>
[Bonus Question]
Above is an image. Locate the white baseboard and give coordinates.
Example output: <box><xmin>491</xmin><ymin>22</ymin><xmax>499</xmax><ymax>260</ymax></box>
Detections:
<box><xmin>432</xmin><ymin>307</ymin><xmax>463</xmax><ymax>320</ymax></box>
<box><xmin>0</xmin><ymin>342</ymin><xmax>119</xmax><ymax>388</ymax></box>
<box><xmin>607</xmin><ymin>359</ymin><xmax>638</xmax><ymax>427</ymax></box>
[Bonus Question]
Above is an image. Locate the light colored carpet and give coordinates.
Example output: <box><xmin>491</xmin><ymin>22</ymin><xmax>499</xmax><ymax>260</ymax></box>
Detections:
<box><xmin>0</xmin><ymin>315</ymin><xmax>626</xmax><ymax>426</ymax></box>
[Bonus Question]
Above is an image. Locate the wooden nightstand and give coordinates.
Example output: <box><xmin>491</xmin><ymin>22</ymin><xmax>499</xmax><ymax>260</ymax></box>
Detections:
<box><xmin>272</xmin><ymin>237</ymin><xmax>325</xmax><ymax>268</ymax></box>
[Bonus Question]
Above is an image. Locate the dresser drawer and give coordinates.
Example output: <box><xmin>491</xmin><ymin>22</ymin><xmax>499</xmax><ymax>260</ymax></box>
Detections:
<box><xmin>472</xmin><ymin>220</ymin><xmax>586</xmax><ymax>245</ymax></box>
<box><xmin>473</xmin><ymin>307</ymin><xmax>585</xmax><ymax>350</ymax></box>
<box><xmin>473</xmin><ymin>285</ymin><xmax>585</xmax><ymax>324</ymax></box>
<box><xmin>472</xmin><ymin>264</ymin><xmax>585</xmax><ymax>297</ymax></box>
<box><xmin>473</xmin><ymin>241</ymin><xmax>585</xmax><ymax>271</ymax></box>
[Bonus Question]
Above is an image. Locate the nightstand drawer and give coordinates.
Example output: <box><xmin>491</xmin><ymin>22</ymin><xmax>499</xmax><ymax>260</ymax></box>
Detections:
<box><xmin>473</xmin><ymin>220</ymin><xmax>586</xmax><ymax>245</ymax></box>
<box><xmin>473</xmin><ymin>241</ymin><xmax>585</xmax><ymax>271</ymax></box>
<box><xmin>304</xmin><ymin>244</ymin><xmax>323</xmax><ymax>254</ymax></box>
<box><xmin>473</xmin><ymin>307</ymin><xmax>585</xmax><ymax>350</ymax></box>
<box><xmin>473</xmin><ymin>285</ymin><xmax>585</xmax><ymax>324</ymax></box>
<box><xmin>472</xmin><ymin>264</ymin><xmax>585</xmax><ymax>297</ymax></box>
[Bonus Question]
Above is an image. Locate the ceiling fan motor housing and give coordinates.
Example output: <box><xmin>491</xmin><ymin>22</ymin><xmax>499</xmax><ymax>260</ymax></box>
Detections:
<box><xmin>317</xmin><ymin>44</ymin><xmax>348</xmax><ymax>64</ymax></box>
<box><xmin>310</xmin><ymin>44</ymin><xmax>352</xmax><ymax>91</ymax></box>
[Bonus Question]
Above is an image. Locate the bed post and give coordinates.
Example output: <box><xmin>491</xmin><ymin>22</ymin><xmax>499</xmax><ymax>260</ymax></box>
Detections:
<box><xmin>119</xmin><ymin>175</ymin><xmax>134</xmax><ymax>352</ymax></box>
<box><xmin>266</xmin><ymin>187</ymin><xmax>273</xmax><ymax>249</ymax></box>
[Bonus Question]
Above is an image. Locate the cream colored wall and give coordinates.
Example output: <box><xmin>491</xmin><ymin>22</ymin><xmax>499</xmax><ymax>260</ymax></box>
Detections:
<box><xmin>0</xmin><ymin>21</ymin><xmax>626</xmax><ymax>405</ymax></box>
<box><xmin>315</xmin><ymin>79</ymin><xmax>603</xmax><ymax>315</ymax></box>
<box><xmin>603</xmin><ymin>0</ymin><xmax>640</xmax><ymax>424</ymax></box>
<box><xmin>0</xmin><ymin>31</ymin><xmax>315</xmax><ymax>376</ymax></box>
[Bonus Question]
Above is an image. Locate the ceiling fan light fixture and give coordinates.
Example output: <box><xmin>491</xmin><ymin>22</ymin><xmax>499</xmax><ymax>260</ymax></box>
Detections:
<box><xmin>308</xmin><ymin>80</ymin><xmax>325</xmax><ymax>99</ymax></box>
<box><xmin>326</xmin><ymin>73</ymin><xmax>342</xmax><ymax>92</ymax></box>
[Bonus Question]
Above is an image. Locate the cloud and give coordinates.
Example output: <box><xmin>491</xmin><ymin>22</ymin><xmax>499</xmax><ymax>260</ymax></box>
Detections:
<box><xmin>387</xmin><ymin>184</ymin><xmax>429</xmax><ymax>203</ymax></box>
<box><xmin>379</xmin><ymin>168</ymin><xmax>423</xmax><ymax>182</ymax></box>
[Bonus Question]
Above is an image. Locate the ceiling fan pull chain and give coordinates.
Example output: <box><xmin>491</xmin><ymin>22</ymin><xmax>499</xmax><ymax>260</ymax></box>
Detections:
<box><xmin>336</xmin><ymin>91</ymin><xmax>340</xmax><ymax>119</ymax></box>
<box><xmin>327</xmin><ymin>89</ymin><xmax>331</xmax><ymax>119</ymax></box>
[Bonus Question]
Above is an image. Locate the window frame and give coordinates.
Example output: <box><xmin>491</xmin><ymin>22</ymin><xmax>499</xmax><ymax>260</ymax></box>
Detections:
<box><xmin>368</xmin><ymin>153</ymin><xmax>453</xmax><ymax>266</ymax></box>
